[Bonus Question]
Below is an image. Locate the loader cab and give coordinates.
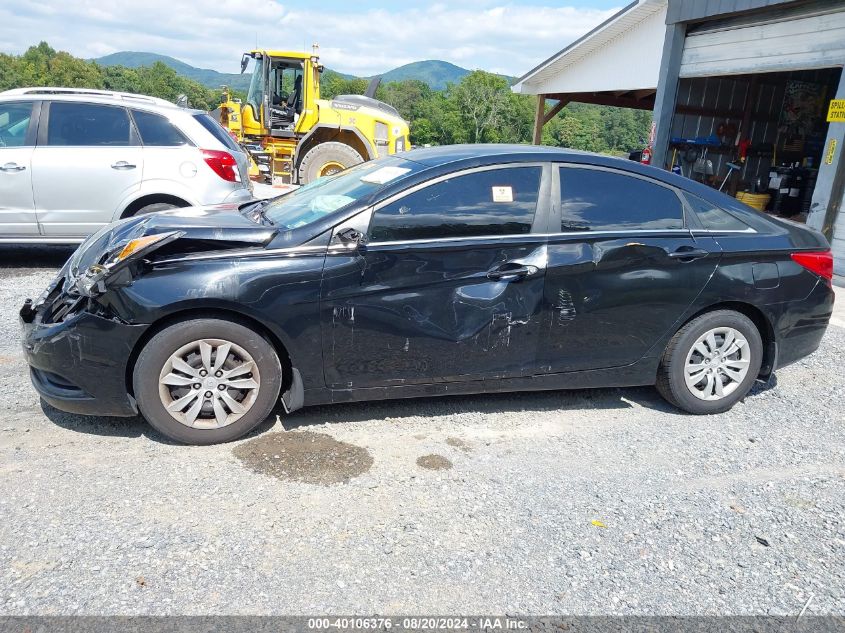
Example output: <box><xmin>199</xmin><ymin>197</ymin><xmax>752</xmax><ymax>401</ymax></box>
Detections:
<box><xmin>242</xmin><ymin>50</ymin><xmax>319</xmax><ymax>139</ymax></box>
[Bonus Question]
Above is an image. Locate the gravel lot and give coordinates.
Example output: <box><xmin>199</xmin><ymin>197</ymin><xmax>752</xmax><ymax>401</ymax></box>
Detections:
<box><xmin>0</xmin><ymin>245</ymin><xmax>843</xmax><ymax>616</ymax></box>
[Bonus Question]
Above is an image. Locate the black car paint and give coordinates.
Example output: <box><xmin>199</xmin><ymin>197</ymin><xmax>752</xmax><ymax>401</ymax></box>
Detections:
<box><xmin>21</xmin><ymin>145</ymin><xmax>834</xmax><ymax>418</ymax></box>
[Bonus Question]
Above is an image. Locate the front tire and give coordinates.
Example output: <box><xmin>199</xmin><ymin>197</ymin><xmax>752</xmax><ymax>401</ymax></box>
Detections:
<box><xmin>298</xmin><ymin>142</ymin><xmax>363</xmax><ymax>184</ymax></box>
<box><xmin>133</xmin><ymin>318</ymin><xmax>282</xmax><ymax>445</ymax></box>
<box><xmin>656</xmin><ymin>310</ymin><xmax>763</xmax><ymax>415</ymax></box>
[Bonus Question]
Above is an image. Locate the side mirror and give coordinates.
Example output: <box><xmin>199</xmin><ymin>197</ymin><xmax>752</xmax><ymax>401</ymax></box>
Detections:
<box><xmin>337</xmin><ymin>227</ymin><xmax>365</xmax><ymax>246</ymax></box>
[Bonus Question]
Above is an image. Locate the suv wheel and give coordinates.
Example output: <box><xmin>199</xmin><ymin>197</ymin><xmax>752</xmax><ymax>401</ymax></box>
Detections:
<box><xmin>133</xmin><ymin>318</ymin><xmax>282</xmax><ymax>444</ymax></box>
<box><xmin>656</xmin><ymin>310</ymin><xmax>763</xmax><ymax>415</ymax></box>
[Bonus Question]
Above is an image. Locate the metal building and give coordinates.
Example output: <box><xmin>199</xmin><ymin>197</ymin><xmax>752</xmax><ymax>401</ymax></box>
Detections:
<box><xmin>513</xmin><ymin>0</ymin><xmax>845</xmax><ymax>275</ymax></box>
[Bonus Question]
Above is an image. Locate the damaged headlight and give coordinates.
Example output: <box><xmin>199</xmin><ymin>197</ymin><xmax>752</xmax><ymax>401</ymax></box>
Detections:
<box><xmin>73</xmin><ymin>231</ymin><xmax>182</xmax><ymax>297</ymax></box>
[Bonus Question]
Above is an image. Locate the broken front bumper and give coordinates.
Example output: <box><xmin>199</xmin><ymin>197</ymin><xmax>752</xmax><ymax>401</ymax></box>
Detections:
<box><xmin>20</xmin><ymin>278</ymin><xmax>148</xmax><ymax>418</ymax></box>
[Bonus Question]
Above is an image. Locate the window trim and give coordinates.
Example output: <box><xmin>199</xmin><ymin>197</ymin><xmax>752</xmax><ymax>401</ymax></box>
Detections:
<box><xmin>365</xmin><ymin>162</ymin><xmax>552</xmax><ymax>245</ymax></box>
<box><xmin>129</xmin><ymin>108</ymin><xmax>193</xmax><ymax>148</ymax></box>
<box><xmin>553</xmin><ymin>163</ymin><xmax>690</xmax><ymax>234</ymax></box>
<box><xmin>38</xmin><ymin>101</ymin><xmax>140</xmax><ymax>148</ymax></box>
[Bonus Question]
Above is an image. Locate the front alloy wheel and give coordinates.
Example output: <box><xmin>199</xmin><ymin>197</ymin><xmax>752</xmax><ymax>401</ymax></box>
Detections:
<box><xmin>159</xmin><ymin>339</ymin><xmax>261</xmax><ymax>429</ymax></box>
<box><xmin>134</xmin><ymin>318</ymin><xmax>282</xmax><ymax>444</ymax></box>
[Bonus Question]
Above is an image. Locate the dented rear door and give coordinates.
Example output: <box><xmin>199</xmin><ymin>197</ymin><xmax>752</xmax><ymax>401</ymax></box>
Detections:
<box><xmin>320</xmin><ymin>164</ymin><xmax>551</xmax><ymax>389</ymax></box>
<box><xmin>538</xmin><ymin>164</ymin><xmax>721</xmax><ymax>373</ymax></box>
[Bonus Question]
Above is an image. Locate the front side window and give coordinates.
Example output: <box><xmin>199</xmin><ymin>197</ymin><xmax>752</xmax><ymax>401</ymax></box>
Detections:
<box><xmin>47</xmin><ymin>102</ymin><xmax>131</xmax><ymax>146</ymax></box>
<box><xmin>559</xmin><ymin>167</ymin><xmax>684</xmax><ymax>231</ymax></box>
<box><xmin>370</xmin><ymin>166</ymin><xmax>542</xmax><ymax>242</ymax></box>
<box><xmin>132</xmin><ymin>110</ymin><xmax>189</xmax><ymax>146</ymax></box>
<box><xmin>245</xmin><ymin>55</ymin><xmax>266</xmax><ymax>120</ymax></box>
<box><xmin>0</xmin><ymin>102</ymin><xmax>33</xmax><ymax>147</ymax></box>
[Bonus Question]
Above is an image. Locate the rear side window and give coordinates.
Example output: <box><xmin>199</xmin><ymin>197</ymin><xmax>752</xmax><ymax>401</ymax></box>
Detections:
<box><xmin>0</xmin><ymin>102</ymin><xmax>33</xmax><ymax>147</ymax></box>
<box><xmin>370</xmin><ymin>166</ymin><xmax>542</xmax><ymax>242</ymax></box>
<box><xmin>132</xmin><ymin>110</ymin><xmax>190</xmax><ymax>146</ymax></box>
<box><xmin>559</xmin><ymin>167</ymin><xmax>684</xmax><ymax>231</ymax></box>
<box><xmin>47</xmin><ymin>102</ymin><xmax>131</xmax><ymax>146</ymax></box>
<box><xmin>685</xmin><ymin>194</ymin><xmax>749</xmax><ymax>231</ymax></box>
<box><xmin>193</xmin><ymin>113</ymin><xmax>240</xmax><ymax>152</ymax></box>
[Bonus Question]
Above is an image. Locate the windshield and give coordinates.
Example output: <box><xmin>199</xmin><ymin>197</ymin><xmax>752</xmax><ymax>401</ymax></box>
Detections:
<box><xmin>246</xmin><ymin>56</ymin><xmax>265</xmax><ymax>118</ymax></box>
<box><xmin>263</xmin><ymin>158</ymin><xmax>423</xmax><ymax>229</ymax></box>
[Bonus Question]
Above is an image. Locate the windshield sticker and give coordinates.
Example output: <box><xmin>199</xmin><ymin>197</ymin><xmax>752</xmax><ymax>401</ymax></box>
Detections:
<box><xmin>492</xmin><ymin>186</ymin><xmax>513</xmax><ymax>203</ymax></box>
<box><xmin>360</xmin><ymin>166</ymin><xmax>411</xmax><ymax>184</ymax></box>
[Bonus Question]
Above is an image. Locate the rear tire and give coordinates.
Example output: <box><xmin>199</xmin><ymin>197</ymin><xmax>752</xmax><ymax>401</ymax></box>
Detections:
<box><xmin>133</xmin><ymin>318</ymin><xmax>282</xmax><ymax>445</ymax></box>
<box><xmin>298</xmin><ymin>142</ymin><xmax>363</xmax><ymax>184</ymax></box>
<box><xmin>656</xmin><ymin>310</ymin><xmax>763</xmax><ymax>415</ymax></box>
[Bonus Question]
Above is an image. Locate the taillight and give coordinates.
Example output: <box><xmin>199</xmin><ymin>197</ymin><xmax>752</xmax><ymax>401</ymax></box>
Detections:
<box><xmin>202</xmin><ymin>149</ymin><xmax>240</xmax><ymax>182</ymax></box>
<box><xmin>791</xmin><ymin>251</ymin><xmax>833</xmax><ymax>283</ymax></box>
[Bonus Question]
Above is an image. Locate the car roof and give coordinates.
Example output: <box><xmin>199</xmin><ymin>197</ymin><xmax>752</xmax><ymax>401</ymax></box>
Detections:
<box><xmin>0</xmin><ymin>87</ymin><xmax>202</xmax><ymax>114</ymax></box>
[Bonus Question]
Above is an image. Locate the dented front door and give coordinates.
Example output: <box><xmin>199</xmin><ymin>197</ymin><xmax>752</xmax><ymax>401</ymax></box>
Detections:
<box><xmin>319</xmin><ymin>163</ymin><xmax>551</xmax><ymax>389</ymax></box>
<box><xmin>320</xmin><ymin>236</ymin><xmax>547</xmax><ymax>389</ymax></box>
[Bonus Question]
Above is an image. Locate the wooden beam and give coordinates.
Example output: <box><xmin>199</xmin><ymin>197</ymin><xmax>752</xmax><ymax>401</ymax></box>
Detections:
<box><xmin>543</xmin><ymin>99</ymin><xmax>569</xmax><ymax>125</ymax></box>
<box><xmin>546</xmin><ymin>91</ymin><xmax>655</xmax><ymax>111</ymax></box>
<box><xmin>532</xmin><ymin>95</ymin><xmax>546</xmax><ymax>145</ymax></box>
<box><xmin>632</xmin><ymin>88</ymin><xmax>656</xmax><ymax>101</ymax></box>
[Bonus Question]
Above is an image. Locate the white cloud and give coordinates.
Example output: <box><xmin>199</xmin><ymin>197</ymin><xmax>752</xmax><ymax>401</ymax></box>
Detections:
<box><xmin>1</xmin><ymin>1</ymin><xmax>619</xmax><ymax>77</ymax></box>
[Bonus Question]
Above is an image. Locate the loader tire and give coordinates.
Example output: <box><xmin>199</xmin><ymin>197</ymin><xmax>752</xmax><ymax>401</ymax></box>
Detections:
<box><xmin>298</xmin><ymin>142</ymin><xmax>363</xmax><ymax>184</ymax></box>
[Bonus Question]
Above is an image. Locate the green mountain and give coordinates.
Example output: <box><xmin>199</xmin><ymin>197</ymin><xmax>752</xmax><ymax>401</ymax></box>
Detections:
<box><xmin>93</xmin><ymin>52</ymin><xmax>475</xmax><ymax>91</ymax></box>
<box><xmin>93</xmin><ymin>51</ymin><xmax>252</xmax><ymax>92</ymax></box>
<box><xmin>373</xmin><ymin>60</ymin><xmax>469</xmax><ymax>90</ymax></box>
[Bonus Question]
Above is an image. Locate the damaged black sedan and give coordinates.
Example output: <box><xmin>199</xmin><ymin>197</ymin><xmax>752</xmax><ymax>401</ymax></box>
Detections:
<box><xmin>21</xmin><ymin>145</ymin><xmax>835</xmax><ymax>444</ymax></box>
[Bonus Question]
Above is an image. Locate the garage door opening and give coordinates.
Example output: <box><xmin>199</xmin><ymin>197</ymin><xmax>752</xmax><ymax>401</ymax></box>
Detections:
<box><xmin>667</xmin><ymin>66</ymin><xmax>842</xmax><ymax>223</ymax></box>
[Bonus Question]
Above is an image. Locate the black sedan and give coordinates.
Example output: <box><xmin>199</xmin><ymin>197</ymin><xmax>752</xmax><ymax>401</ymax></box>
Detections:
<box><xmin>20</xmin><ymin>145</ymin><xmax>835</xmax><ymax>444</ymax></box>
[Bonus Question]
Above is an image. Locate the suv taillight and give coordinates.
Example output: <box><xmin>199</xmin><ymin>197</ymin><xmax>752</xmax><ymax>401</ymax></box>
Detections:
<box><xmin>791</xmin><ymin>251</ymin><xmax>833</xmax><ymax>283</ymax></box>
<box><xmin>202</xmin><ymin>149</ymin><xmax>240</xmax><ymax>182</ymax></box>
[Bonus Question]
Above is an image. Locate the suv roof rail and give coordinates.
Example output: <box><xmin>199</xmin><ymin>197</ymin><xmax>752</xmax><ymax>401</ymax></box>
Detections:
<box><xmin>0</xmin><ymin>87</ymin><xmax>176</xmax><ymax>107</ymax></box>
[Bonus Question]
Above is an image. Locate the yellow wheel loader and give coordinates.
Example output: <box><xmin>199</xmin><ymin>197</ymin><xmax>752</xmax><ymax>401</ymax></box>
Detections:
<box><xmin>218</xmin><ymin>49</ymin><xmax>410</xmax><ymax>184</ymax></box>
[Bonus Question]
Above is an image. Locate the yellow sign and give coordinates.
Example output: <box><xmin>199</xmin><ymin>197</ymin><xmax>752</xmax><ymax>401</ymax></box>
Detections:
<box><xmin>826</xmin><ymin>139</ymin><xmax>837</xmax><ymax>165</ymax></box>
<box><xmin>828</xmin><ymin>99</ymin><xmax>845</xmax><ymax>122</ymax></box>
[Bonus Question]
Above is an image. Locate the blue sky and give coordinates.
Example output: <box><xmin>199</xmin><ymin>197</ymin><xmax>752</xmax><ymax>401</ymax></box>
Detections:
<box><xmin>1</xmin><ymin>1</ymin><xmax>623</xmax><ymax>77</ymax></box>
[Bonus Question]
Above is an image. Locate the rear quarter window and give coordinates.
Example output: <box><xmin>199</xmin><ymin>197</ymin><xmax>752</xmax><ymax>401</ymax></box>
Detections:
<box><xmin>193</xmin><ymin>113</ymin><xmax>240</xmax><ymax>152</ymax></box>
<box><xmin>685</xmin><ymin>194</ymin><xmax>750</xmax><ymax>231</ymax></box>
<box><xmin>132</xmin><ymin>110</ymin><xmax>190</xmax><ymax>146</ymax></box>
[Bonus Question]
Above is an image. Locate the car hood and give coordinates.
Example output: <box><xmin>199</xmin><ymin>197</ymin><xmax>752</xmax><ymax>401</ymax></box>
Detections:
<box><xmin>68</xmin><ymin>204</ymin><xmax>276</xmax><ymax>281</ymax></box>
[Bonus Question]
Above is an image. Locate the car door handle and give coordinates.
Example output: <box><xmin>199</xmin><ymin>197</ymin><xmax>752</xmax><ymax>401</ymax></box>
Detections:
<box><xmin>487</xmin><ymin>264</ymin><xmax>539</xmax><ymax>281</ymax></box>
<box><xmin>668</xmin><ymin>247</ymin><xmax>710</xmax><ymax>261</ymax></box>
<box><xmin>0</xmin><ymin>162</ymin><xmax>26</xmax><ymax>172</ymax></box>
<box><xmin>111</xmin><ymin>161</ymin><xmax>136</xmax><ymax>170</ymax></box>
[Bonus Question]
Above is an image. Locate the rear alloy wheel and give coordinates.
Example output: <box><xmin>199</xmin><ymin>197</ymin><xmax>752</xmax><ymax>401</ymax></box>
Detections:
<box><xmin>134</xmin><ymin>319</ymin><xmax>282</xmax><ymax>444</ymax></box>
<box><xmin>656</xmin><ymin>310</ymin><xmax>763</xmax><ymax>414</ymax></box>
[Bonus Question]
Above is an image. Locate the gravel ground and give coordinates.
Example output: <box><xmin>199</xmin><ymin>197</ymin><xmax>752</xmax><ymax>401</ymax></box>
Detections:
<box><xmin>0</xmin><ymin>246</ymin><xmax>843</xmax><ymax>616</ymax></box>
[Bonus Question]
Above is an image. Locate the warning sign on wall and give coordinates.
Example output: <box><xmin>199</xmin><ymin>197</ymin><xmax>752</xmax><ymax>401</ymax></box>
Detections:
<box><xmin>828</xmin><ymin>99</ymin><xmax>845</xmax><ymax>122</ymax></box>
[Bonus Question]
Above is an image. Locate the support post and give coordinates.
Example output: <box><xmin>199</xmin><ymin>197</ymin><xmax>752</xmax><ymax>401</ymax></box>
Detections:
<box><xmin>651</xmin><ymin>22</ymin><xmax>686</xmax><ymax>170</ymax></box>
<box><xmin>533</xmin><ymin>95</ymin><xmax>546</xmax><ymax>145</ymax></box>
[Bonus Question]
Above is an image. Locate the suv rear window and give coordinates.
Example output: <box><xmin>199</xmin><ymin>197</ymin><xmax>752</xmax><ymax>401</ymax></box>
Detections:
<box><xmin>132</xmin><ymin>110</ymin><xmax>190</xmax><ymax>146</ymax></box>
<box><xmin>47</xmin><ymin>102</ymin><xmax>131</xmax><ymax>146</ymax></box>
<box><xmin>193</xmin><ymin>113</ymin><xmax>240</xmax><ymax>152</ymax></box>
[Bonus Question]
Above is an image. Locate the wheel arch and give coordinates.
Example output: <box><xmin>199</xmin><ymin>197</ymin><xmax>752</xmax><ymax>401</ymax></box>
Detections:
<box><xmin>680</xmin><ymin>301</ymin><xmax>777</xmax><ymax>378</ymax></box>
<box><xmin>120</xmin><ymin>193</ymin><xmax>192</xmax><ymax>218</ymax></box>
<box><xmin>125</xmin><ymin>306</ymin><xmax>295</xmax><ymax>399</ymax></box>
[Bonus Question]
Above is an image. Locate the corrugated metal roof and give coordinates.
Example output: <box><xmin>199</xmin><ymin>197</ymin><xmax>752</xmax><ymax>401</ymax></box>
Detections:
<box><xmin>512</xmin><ymin>0</ymin><xmax>667</xmax><ymax>93</ymax></box>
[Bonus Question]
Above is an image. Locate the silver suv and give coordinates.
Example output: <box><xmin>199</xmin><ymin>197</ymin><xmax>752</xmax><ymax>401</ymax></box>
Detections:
<box><xmin>0</xmin><ymin>87</ymin><xmax>252</xmax><ymax>243</ymax></box>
